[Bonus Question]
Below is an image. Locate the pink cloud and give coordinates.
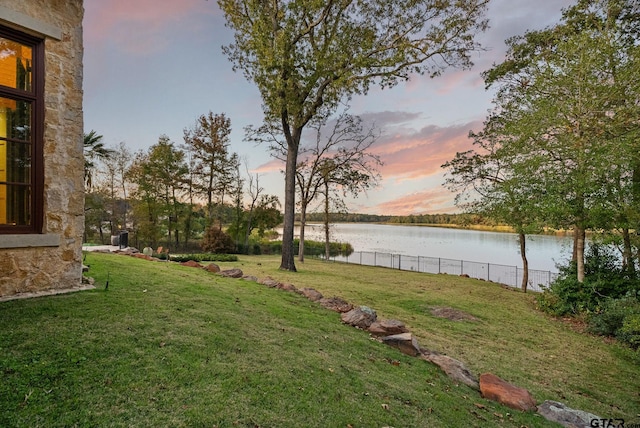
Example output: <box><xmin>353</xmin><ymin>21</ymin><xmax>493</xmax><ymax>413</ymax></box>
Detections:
<box><xmin>373</xmin><ymin>187</ymin><xmax>458</xmax><ymax>216</ymax></box>
<box><xmin>372</xmin><ymin>120</ymin><xmax>481</xmax><ymax>181</ymax></box>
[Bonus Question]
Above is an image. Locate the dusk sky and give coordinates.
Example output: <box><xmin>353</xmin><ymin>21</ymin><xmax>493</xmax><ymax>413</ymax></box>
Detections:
<box><xmin>83</xmin><ymin>0</ymin><xmax>574</xmax><ymax>216</ymax></box>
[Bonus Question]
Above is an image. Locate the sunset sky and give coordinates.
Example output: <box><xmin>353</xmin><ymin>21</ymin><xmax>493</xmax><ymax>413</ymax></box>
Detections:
<box><xmin>83</xmin><ymin>0</ymin><xmax>574</xmax><ymax>216</ymax></box>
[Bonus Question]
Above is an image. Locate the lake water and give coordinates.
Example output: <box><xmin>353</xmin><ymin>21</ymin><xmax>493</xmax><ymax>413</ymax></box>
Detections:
<box><xmin>297</xmin><ymin>223</ymin><xmax>574</xmax><ymax>273</ymax></box>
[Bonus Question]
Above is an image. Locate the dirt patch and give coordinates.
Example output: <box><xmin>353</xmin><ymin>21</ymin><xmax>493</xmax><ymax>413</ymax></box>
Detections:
<box><xmin>430</xmin><ymin>307</ymin><xmax>479</xmax><ymax>322</ymax></box>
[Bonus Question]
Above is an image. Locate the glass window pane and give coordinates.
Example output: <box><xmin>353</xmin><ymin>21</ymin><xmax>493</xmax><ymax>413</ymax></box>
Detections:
<box><xmin>0</xmin><ymin>98</ymin><xmax>31</xmax><ymax>141</ymax></box>
<box><xmin>0</xmin><ymin>183</ymin><xmax>30</xmax><ymax>226</ymax></box>
<box><xmin>0</xmin><ymin>37</ymin><xmax>32</xmax><ymax>91</ymax></box>
<box><xmin>4</xmin><ymin>141</ymin><xmax>31</xmax><ymax>184</ymax></box>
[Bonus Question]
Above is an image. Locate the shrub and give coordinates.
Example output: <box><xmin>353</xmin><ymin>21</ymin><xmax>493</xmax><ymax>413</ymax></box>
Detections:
<box><xmin>588</xmin><ymin>297</ymin><xmax>640</xmax><ymax>337</ymax></box>
<box><xmin>618</xmin><ymin>313</ymin><xmax>640</xmax><ymax>350</ymax></box>
<box><xmin>170</xmin><ymin>253</ymin><xmax>238</xmax><ymax>263</ymax></box>
<box><xmin>201</xmin><ymin>226</ymin><xmax>236</xmax><ymax>254</ymax></box>
<box><xmin>537</xmin><ymin>243</ymin><xmax>640</xmax><ymax>316</ymax></box>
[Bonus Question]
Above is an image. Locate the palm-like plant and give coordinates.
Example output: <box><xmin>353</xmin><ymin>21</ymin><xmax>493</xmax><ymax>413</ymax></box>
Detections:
<box><xmin>84</xmin><ymin>130</ymin><xmax>114</xmax><ymax>189</ymax></box>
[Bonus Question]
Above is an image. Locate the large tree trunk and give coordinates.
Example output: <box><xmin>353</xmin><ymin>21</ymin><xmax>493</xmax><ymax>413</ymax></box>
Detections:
<box><xmin>298</xmin><ymin>201</ymin><xmax>307</xmax><ymax>262</ymax></box>
<box><xmin>575</xmin><ymin>225</ymin><xmax>586</xmax><ymax>283</ymax></box>
<box><xmin>280</xmin><ymin>133</ymin><xmax>299</xmax><ymax>272</ymax></box>
<box><xmin>518</xmin><ymin>232</ymin><xmax>529</xmax><ymax>293</ymax></box>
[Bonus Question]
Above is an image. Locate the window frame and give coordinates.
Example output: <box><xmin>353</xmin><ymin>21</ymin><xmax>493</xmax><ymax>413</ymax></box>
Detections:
<box><xmin>0</xmin><ymin>25</ymin><xmax>44</xmax><ymax>234</ymax></box>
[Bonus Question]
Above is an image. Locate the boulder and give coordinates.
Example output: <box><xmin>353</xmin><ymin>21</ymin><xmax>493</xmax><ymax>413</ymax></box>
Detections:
<box><xmin>277</xmin><ymin>283</ymin><xmax>298</xmax><ymax>292</ymax></box>
<box><xmin>299</xmin><ymin>287</ymin><xmax>323</xmax><ymax>301</ymax></box>
<box><xmin>319</xmin><ymin>296</ymin><xmax>353</xmax><ymax>313</ymax></box>
<box><xmin>368</xmin><ymin>319</ymin><xmax>408</xmax><ymax>336</ymax></box>
<box><xmin>219</xmin><ymin>268</ymin><xmax>243</xmax><ymax>278</ymax></box>
<box><xmin>133</xmin><ymin>253</ymin><xmax>152</xmax><ymax>261</ymax></box>
<box><xmin>341</xmin><ymin>306</ymin><xmax>377</xmax><ymax>329</ymax></box>
<box><xmin>180</xmin><ymin>260</ymin><xmax>203</xmax><ymax>268</ymax></box>
<box><xmin>142</xmin><ymin>247</ymin><xmax>153</xmax><ymax>256</ymax></box>
<box><xmin>204</xmin><ymin>263</ymin><xmax>220</xmax><ymax>273</ymax></box>
<box><xmin>537</xmin><ymin>400</ymin><xmax>601</xmax><ymax>428</ymax></box>
<box><xmin>420</xmin><ymin>349</ymin><xmax>479</xmax><ymax>390</ymax></box>
<box><xmin>242</xmin><ymin>275</ymin><xmax>258</xmax><ymax>282</ymax></box>
<box><xmin>479</xmin><ymin>373</ymin><xmax>536</xmax><ymax>412</ymax></box>
<box><xmin>259</xmin><ymin>277</ymin><xmax>281</xmax><ymax>288</ymax></box>
<box><xmin>381</xmin><ymin>332</ymin><xmax>421</xmax><ymax>357</ymax></box>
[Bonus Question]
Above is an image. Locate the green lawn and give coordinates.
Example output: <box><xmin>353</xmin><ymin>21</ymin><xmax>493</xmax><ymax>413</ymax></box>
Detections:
<box><xmin>0</xmin><ymin>252</ymin><xmax>637</xmax><ymax>427</ymax></box>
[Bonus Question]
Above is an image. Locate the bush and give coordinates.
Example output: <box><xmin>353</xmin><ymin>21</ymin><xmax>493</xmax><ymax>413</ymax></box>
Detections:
<box><xmin>201</xmin><ymin>226</ymin><xmax>236</xmax><ymax>254</ymax></box>
<box><xmin>537</xmin><ymin>243</ymin><xmax>640</xmax><ymax>316</ymax></box>
<box><xmin>170</xmin><ymin>253</ymin><xmax>238</xmax><ymax>263</ymax></box>
<box><xmin>588</xmin><ymin>297</ymin><xmax>640</xmax><ymax>337</ymax></box>
<box><xmin>618</xmin><ymin>313</ymin><xmax>640</xmax><ymax>349</ymax></box>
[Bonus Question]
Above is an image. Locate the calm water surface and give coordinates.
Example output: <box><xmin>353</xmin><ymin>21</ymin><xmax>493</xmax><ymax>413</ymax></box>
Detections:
<box><xmin>298</xmin><ymin>223</ymin><xmax>573</xmax><ymax>273</ymax></box>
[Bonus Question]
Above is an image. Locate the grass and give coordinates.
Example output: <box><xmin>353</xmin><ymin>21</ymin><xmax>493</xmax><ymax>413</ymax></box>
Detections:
<box><xmin>0</xmin><ymin>253</ymin><xmax>637</xmax><ymax>427</ymax></box>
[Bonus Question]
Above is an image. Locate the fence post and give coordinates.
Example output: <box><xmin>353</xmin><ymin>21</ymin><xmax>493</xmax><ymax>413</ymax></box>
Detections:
<box><xmin>374</xmin><ymin>252</ymin><xmax>377</xmax><ymax>267</ymax></box>
<box><xmin>487</xmin><ymin>263</ymin><xmax>490</xmax><ymax>281</ymax></box>
<box><xmin>516</xmin><ymin>267</ymin><xmax>519</xmax><ymax>287</ymax></box>
<box><xmin>461</xmin><ymin>259</ymin><xmax>464</xmax><ymax>275</ymax></box>
<box><xmin>438</xmin><ymin>258</ymin><xmax>441</xmax><ymax>274</ymax></box>
<box><xmin>398</xmin><ymin>254</ymin><xmax>401</xmax><ymax>270</ymax></box>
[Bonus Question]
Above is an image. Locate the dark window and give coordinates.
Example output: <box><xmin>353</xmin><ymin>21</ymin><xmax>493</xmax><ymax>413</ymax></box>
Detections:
<box><xmin>0</xmin><ymin>26</ymin><xmax>44</xmax><ymax>233</ymax></box>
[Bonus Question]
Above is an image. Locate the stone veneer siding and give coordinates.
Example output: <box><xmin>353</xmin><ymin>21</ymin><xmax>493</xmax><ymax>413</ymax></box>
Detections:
<box><xmin>0</xmin><ymin>1</ymin><xmax>84</xmax><ymax>296</ymax></box>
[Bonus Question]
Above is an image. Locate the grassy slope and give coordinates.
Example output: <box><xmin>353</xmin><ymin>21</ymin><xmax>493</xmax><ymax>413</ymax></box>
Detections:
<box><xmin>0</xmin><ymin>253</ymin><xmax>635</xmax><ymax>427</ymax></box>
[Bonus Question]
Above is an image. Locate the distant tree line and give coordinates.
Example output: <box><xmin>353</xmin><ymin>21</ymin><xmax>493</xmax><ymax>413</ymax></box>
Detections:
<box><xmin>83</xmin><ymin>112</ymin><xmax>282</xmax><ymax>253</ymax></box>
<box><xmin>301</xmin><ymin>212</ymin><xmax>495</xmax><ymax>226</ymax></box>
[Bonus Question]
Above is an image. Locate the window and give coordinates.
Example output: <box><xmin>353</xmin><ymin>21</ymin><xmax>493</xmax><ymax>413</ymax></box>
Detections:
<box><xmin>0</xmin><ymin>26</ymin><xmax>44</xmax><ymax>233</ymax></box>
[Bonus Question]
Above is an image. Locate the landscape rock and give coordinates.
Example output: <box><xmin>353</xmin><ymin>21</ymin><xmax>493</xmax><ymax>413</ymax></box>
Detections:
<box><xmin>299</xmin><ymin>287</ymin><xmax>323</xmax><ymax>301</ymax></box>
<box><xmin>537</xmin><ymin>400</ymin><xmax>601</xmax><ymax>428</ymax></box>
<box><xmin>203</xmin><ymin>263</ymin><xmax>220</xmax><ymax>273</ymax></box>
<box><xmin>479</xmin><ymin>373</ymin><xmax>536</xmax><ymax>411</ymax></box>
<box><xmin>420</xmin><ymin>348</ymin><xmax>479</xmax><ymax>390</ymax></box>
<box><xmin>133</xmin><ymin>253</ymin><xmax>152</xmax><ymax>261</ymax></box>
<box><xmin>277</xmin><ymin>283</ymin><xmax>298</xmax><ymax>292</ymax></box>
<box><xmin>319</xmin><ymin>296</ymin><xmax>353</xmax><ymax>313</ymax></box>
<box><xmin>180</xmin><ymin>260</ymin><xmax>203</xmax><ymax>268</ymax></box>
<box><xmin>368</xmin><ymin>319</ymin><xmax>408</xmax><ymax>336</ymax></box>
<box><xmin>242</xmin><ymin>275</ymin><xmax>258</xmax><ymax>282</ymax></box>
<box><xmin>219</xmin><ymin>268</ymin><xmax>243</xmax><ymax>278</ymax></box>
<box><xmin>277</xmin><ymin>282</ymin><xmax>297</xmax><ymax>292</ymax></box>
<box><xmin>381</xmin><ymin>332</ymin><xmax>421</xmax><ymax>357</ymax></box>
<box><xmin>341</xmin><ymin>306</ymin><xmax>377</xmax><ymax>329</ymax></box>
<box><xmin>259</xmin><ymin>277</ymin><xmax>281</xmax><ymax>288</ymax></box>
<box><xmin>142</xmin><ymin>247</ymin><xmax>153</xmax><ymax>256</ymax></box>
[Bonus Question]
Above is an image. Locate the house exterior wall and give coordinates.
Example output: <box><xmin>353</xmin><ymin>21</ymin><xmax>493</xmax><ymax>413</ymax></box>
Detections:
<box><xmin>0</xmin><ymin>1</ymin><xmax>84</xmax><ymax>296</ymax></box>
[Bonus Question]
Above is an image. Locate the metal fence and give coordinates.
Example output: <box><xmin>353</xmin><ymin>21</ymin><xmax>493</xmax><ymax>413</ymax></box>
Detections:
<box><xmin>324</xmin><ymin>251</ymin><xmax>559</xmax><ymax>292</ymax></box>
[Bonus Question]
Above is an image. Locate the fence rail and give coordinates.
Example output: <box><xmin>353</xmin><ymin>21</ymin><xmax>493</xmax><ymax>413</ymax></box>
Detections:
<box><xmin>322</xmin><ymin>251</ymin><xmax>558</xmax><ymax>292</ymax></box>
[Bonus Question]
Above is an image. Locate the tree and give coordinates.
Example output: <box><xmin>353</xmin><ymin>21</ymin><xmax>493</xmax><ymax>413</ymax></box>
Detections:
<box><xmin>183</xmin><ymin>112</ymin><xmax>238</xmax><ymax>226</ymax></box>
<box><xmin>480</xmin><ymin>0</ymin><xmax>640</xmax><ymax>282</ymax></box>
<box><xmin>83</xmin><ymin>130</ymin><xmax>114</xmax><ymax>190</ymax></box>
<box><xmin>443</xmin><ymin>113</ymin><xmax>543</xmax><ymax>292</ymax></box>
<box><xmin>128</xmin><ymin>137</ymin><xmax>189</xmax><ymax>249</ymax></box>
<box><xmin>219</xmin><ymin>0</ymin><xmax>489</xmax><ymax>271</ymax></box>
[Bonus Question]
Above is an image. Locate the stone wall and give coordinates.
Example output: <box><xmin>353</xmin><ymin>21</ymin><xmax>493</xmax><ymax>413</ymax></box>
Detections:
<box><xmin>0</xmin><ymin>1</ymin><xmax>84</xmax><ymax>297</ymax></box>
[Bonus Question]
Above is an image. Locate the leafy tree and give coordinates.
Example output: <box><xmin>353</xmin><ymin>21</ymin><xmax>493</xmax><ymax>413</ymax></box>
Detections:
<box><xmin>219</xmin><ymin>0</ymin><xmax>489</xmax><ymax>271</ymax></box>
<box><xmin>128</xmin><ymin>137</ymin><xmax>189</xmax><ymax>249</ymax></box>
<box><xmin>481</xmin><ymin>0</ymin><xmax>640</xmax><ymax>282</ymax></box>
<box><xmin>183</xmin><ymin>112</ymin><xmax>239</xmax><ymax>225</ymax></box>
<box><xmin>443</xmin><ymin>113</ymin><xmax>543</xmax><ymax>291</ymax></box>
